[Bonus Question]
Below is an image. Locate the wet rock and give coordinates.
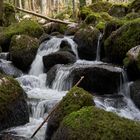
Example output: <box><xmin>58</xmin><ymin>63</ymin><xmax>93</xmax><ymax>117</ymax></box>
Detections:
<box><xmin>53</xmin><ymin>106</ymin><xmax>140</xmax><ymax>140</ymax></box>
<box><xmin>45</xmin><ymin>87</ymin><xmax>94</xmax><ymax>140</ymax></box>
<box><xmin>65</xmin><ymin>23</ymin><xmax>79</xmax><ymax>35</ymax></box>
<box><xmin>108</xmin><ymin>4</ymin><xmax>128</xmax><ymax>18</ymax></box>
<box><xmin>0</xmin><ymin>74</ymin><xmax>29</xmax><ymax>132</ymax></box>
<box><xmin>104</xmin><ymin>18</ymin><xmax>140</xmax><ymax>64</ymax></box>
<box><xmin>130</xmin><ymin>80</ymin><xmax>140</xmax><ymax>109</ymax></box>
<box><xmin>69</xmin><ymin>63</ymin><xmax>122</xmax><ymax>94</ymax></box>
<box><xmin>39</xmin><ymin>33</ymin><xmax>51</xmax><ymax>44</ymax></box>
<box><xmin>10</xmin><ymin>35</ymin><xmax>39</xmax><ymax>72</ymax></box>
<box><xmin>43</xmin><ymin>51</ymin><xmax>76</xmax><ymax>72</ymax></box>
<box><xmin>74</xmin><ymin>26</ymin><xmax>100</xmax><ymax>60</ymax></box>
<box><xmin>0</xmin><ymin>60</ymin><xmax>22</xmax><ymax>77</ymax></box>
<box><xmin>123</xmin><ymin>45</ymin><xmax>140</xmax><ymax>80</ymax></box>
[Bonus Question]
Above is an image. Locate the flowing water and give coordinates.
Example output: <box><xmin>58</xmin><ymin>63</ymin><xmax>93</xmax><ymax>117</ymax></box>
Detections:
<box><xmin>1</xmin><ymin>35</ymin><xmax>140</xmax><ymax>139</ymax></box>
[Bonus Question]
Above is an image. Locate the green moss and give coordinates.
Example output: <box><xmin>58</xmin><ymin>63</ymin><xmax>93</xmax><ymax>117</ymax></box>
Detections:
<box><xmin>59</xmin><ymin>24</ymin><xmax>67</xmax><ymax>34</ymax></box>
<box><xmin>104</xmin><ymin>18</ymin><xmax>140</xmax><ymax>64</ymax></box>
<box><xmin>54</xmin><ymin>106</ymin><xmax>140</xmax><ymax>140</ymax></box>
<box><xmin>89</xmin><ymin>1</ymin><xmax>112</xmax><ymax>13</ymax></box>
<box><xmin>128</xmin><ymin>0</ymin><xmax>140</xmax><ymax>13</ymax></box>
<box><xmin>79</xmin><ymin>7</ymin><xmax>93</xmax><ymax>20</ymax></box>
<box><xmin>125</xmin><ymin>12</ymin><xmax>140</xmax><ymax>20</ymax></box>
<box><xmin>2</xmin><ymin>3</ymin><xmax>17</xmax><ymax>26</ymax></box>
<box><xmin>85</xmin><ymin>13</ymin><xmax>99</xmax><ymax>24</ymax></box>
<box><xmin>0</xmin><ymin>74</ymin><xmax>24</xmax><ymax>118</ymax></box>
<box><xmin>56</xmin><ymin>86</ymin><xmax>94</xmax><ymax>117</ymax></box>
<box><xmin>4</xmin><ymin>19</ymin><xmax>44</xmax><ymax>38</ymax></box>
<box><xmin>96</xmin><ymin>21</ymin><xmax>105</xmax><ymax>31</ymax></box>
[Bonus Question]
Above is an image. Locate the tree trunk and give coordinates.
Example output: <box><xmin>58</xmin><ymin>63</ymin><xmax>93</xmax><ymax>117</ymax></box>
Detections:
<box><xmin>0</xmin><ymin>0</ymin><xmax>3</xmax><ymax>26</ymax></box>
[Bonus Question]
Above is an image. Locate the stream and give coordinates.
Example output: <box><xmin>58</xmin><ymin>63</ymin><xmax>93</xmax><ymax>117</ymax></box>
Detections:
<box><xmin>1</xmin><ymin>35</ymin><xmax>140</xmax><ymax>140</ymax></box>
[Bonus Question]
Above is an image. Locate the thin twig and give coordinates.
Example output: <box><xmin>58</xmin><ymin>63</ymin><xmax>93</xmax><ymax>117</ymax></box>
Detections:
<box><xmin>30</xmin><ymin>76</ymin><xmax>84</xmax><ymax>139</ymax></box>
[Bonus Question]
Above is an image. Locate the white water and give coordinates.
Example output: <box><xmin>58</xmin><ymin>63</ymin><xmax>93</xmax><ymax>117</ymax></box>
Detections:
<box><xmin>2</xmin><ymin>36</ymin><xmax>140</xmax><ymax>140</ymax></box>
<box><xmin>96</xmin><ymin>33</ymin><xmax>102</xmax><ymax>61</ymax></box>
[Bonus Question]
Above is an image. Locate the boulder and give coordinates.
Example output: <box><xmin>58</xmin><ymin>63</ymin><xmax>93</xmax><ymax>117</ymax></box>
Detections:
<box><xmin>65</xmin><ymin>23</ymin><xmax>79</xmax><ymax>36</ymax></box>
<box><xmin>10</xmin><ymin>35</ymin><xmax>39</xmax><ymax>72</ymax></box>
<box><xmin>0</xmin><ymin>74</ymin><xmax>29</xmax><ymax>132</ymax></box>
<box><xmin>104</xmin><ymin>18</ymin><xmax>140</xmax><ymax>64</ymax></box>
<box><xmin>43</xmin><ymin>51</ymin><xmax>76</xmax><ymax>72</ymax></box>
<box><xmin>39</xmin><ymin>33</ymin><xmax>51</xmax><ymax>44</ymax></box>
<box><xmin>130</xmin><ymin>80</ymin><xmax>140</xmax><ymax>110</ymax></box>
<box><xmin>108</xmin><ymin>4</ymin><xmax>128</xmax><ymax>18</ymax></box>
<box><xmin>0</xmin><ymin>60</ymin><xmax>22</xmax><ymax>78</ymax></box>
<box><xmin>0</xmin><ymin>19</ymin><xmax>43</xmax><ymax>52</ymax></box>
<box><xmin>69</xmin><ymin>63</ymin><xmax>122</xmax><ymax>94</ymax></box>
<box><xmin>123</xmin><ymin>45</ymin><xmax>140</xmax><ymax>80</ymax></box>
<box><xmin>74</xmin><ymin>26</ymin><xmax>100</xmax><ymax>60</ymax></box>
<box><xmin>53</xmin><ymin>106</ymin><xmax>140</xmax><ymax>140</ymax></box>
<box><xmin>125</xmin><ymin>12</ymin><xmax>140</xmax><ymax>20</ymax></box>
<box><xmin>45</xmin><ymin>87</ymin><xmax>94</xmax><ymax>140</ymax></box>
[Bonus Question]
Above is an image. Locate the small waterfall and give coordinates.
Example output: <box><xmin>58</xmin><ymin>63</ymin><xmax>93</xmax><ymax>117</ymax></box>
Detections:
<box><xmin>94</xmin><ymin>67</ymin><xmax>140</xmax><ymax>121</ymax></box>
<box><xmin>96</xmin><ymin>33</ymin><xmax>102</xmax><ymax>61</ymax></box>
<box><xmin>29</xmin><ymin>36</ymin><xmax>78</xmax><ymax>76</ymax></box>
<box><xmin>52</xmin><ymin>66</ymin><xmax>72</xmax><ymax>91</ymax></box>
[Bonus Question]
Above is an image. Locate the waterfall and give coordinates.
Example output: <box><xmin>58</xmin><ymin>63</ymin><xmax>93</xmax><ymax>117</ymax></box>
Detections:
<box><xmin>94</xmin><ymin>68</ymin><xmax>140</xmax><ymax>121</ymax></box>
<box><xmin>96</xmin><ymin>33</ymin><xmax>102</xmax><ymax>61</ymax></box>
<box><xmin>29</xmin><ymin>36</ymin><xmax>78</xmax><ymax>76</ymax></box>
<box><xmin>1</xmin><ymin>35</ymin><xmax>140</xmax><ymax>140</ymax></box>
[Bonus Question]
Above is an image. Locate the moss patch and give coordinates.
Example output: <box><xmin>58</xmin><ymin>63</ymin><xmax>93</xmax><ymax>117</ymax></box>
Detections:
<box><xmin>53</xmin><ymin>106</ymin><xmax>140</xmax><ymax>140</ymax></box>
<box><xmin>0</xmin><ymin>74</ymin><xmax>24</xmax><ymax>118</ymax></box>
<box><xmin>46</xmin><ymin>87</ymin><xmax>94</xmax><ymax>139</ymax></box>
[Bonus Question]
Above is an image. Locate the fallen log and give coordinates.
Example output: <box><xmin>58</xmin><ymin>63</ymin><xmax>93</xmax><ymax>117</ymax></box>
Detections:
<box><xmin>16</xmin><ymin>7</ymin><xmax>75</xmax><ymax>25</ymax></box>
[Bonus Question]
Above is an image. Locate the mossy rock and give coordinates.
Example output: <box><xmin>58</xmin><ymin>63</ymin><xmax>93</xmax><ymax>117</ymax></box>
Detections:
<box><xmin>10</xmin><ymin>35</ymin><xmax>39</xmax><ymax>72</ymax></box>
<box><xmin>53</xmin><ymin>106</ymin><xmax>140</xmax><ymax>140</ymax></box>
<box><xmin>104</xmin><ymin>18</ymin><xmax>140</xmax><ymax>64</ymax></box>
<box><xmin>74</xmin><ymin>26</ymin><xmax>100</xmax><ymax>60</ymax></box>
<box><xmin>95</xmin><ymin>21</ymin><xmax>105</xmax><ymax>32</ymax></box>
<box><xmin>79</xmin><ymin>7</ymin><xmax>93</xmax><ymax>20</ymax></box>
<box><xmin>125</xmin><ymin>12</ymin><xmax>140</xmax><ymax>20</ymax></box>
<box><xmin>45</xmin><ymin>87</ymin><xmax>94</xmax><ymax>140</ymax></box>
<box><xmin>123</xmin><ymin>45</ymin><xmax>140</xmax><ymax>80</ymax></box>
<box><xmin>128</xmin><ymin>0</ymin><xmax>140</xmax><ymax>13</ymax></box>
<box><xmin>108</xmin><ymin>4</ymin><xmax>128</xmax><ymax>18</ymax></box>
<box><xmin>85</xmin><ymin>13</ymin><xmax>98</xmax><ymax>24</ymax></box>
<box><xmin>0</xmin><ymin>19</ymin><xmax>43</xmax><ymax>52</ymax></box>
<box><xmin>2</xmin><ymin>3</ymin><xmax>17</xmax><ymax>27</ymax></box>
<box><xmin>0</xmin><ymin>74</ymin><xmax>29</xmax><ymax>131</ymax></box>
<box><xmin>89</xmin><ymin>1</ymin><xmax>112</xmax><ymax>13</ymax></box>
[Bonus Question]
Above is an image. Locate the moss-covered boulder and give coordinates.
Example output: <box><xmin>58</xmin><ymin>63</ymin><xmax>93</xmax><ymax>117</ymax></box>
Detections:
<box><xmin>108</xmin><ymin>4</ymin><xmax>128</xmax><ymax>18</ymax></box>
<box><xmin>0</xmin><ymin>74</ymin><xmax>29</xmax><ymax>131</ymax></box>
<box><xmin>130</xmin><ymin>80</ymin><xmax>140</xmax><ymax>110</ymax></box>
<box><xmin>2</xmin><ymin>3</ymin><xmax>17</xmax><ymax>27</ymax></box>
<box><xmin>128</xmin><ymin>0</ymin><xmax>140</xmax><ymax>13</ymax></box>
<box><xmin>123</xmin><ymin>45</ymin><xmax>140</xmax><ymax>80</ymax></box>
<box><xmin>89</xmin><ymin>1</ymin><xmax>112</xmax><ymax>13</ymax></box>
<box><xmin>53</xmin><ymin>106</ymin><xmax>140</xmax><ymax>140</ymax></box>
<box><xmin>43</xmin><ymin>22</ymin><xmax>67</xmax><ymax>34</ymax></box>
<box><xmin>10</xmin><ymin>35</ymin><xmax>39</xmax><ymax>72</ymax></box>
<box><xmin>45</xmin><ymin>87</ymin><xmax>94</xmax><ymax>140</ymax></box>
<box><xmin>74</xmin><ymin>26</ymin><xmax>100</xmax><ymax>60</ymax></box>
<box><xmin>0</xmin><ymin>19</ymin><xmax>43</xmax><ymax>52</ymax></box>
<box><xmin>104</xmin><ymin>18</ymin><xmax>140</xmax><ymax>64</ymax></box>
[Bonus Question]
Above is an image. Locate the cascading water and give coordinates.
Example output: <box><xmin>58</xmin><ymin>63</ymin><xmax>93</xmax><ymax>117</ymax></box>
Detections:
<box><xmin>1</xmin><ymin>35</ymin><xmax>140</xmax><ymax>140</ymax></box>
<box><xmin>96</xmin><ymin>33</ymin><xmax>103</xmax><ymax>61</ymax></box>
